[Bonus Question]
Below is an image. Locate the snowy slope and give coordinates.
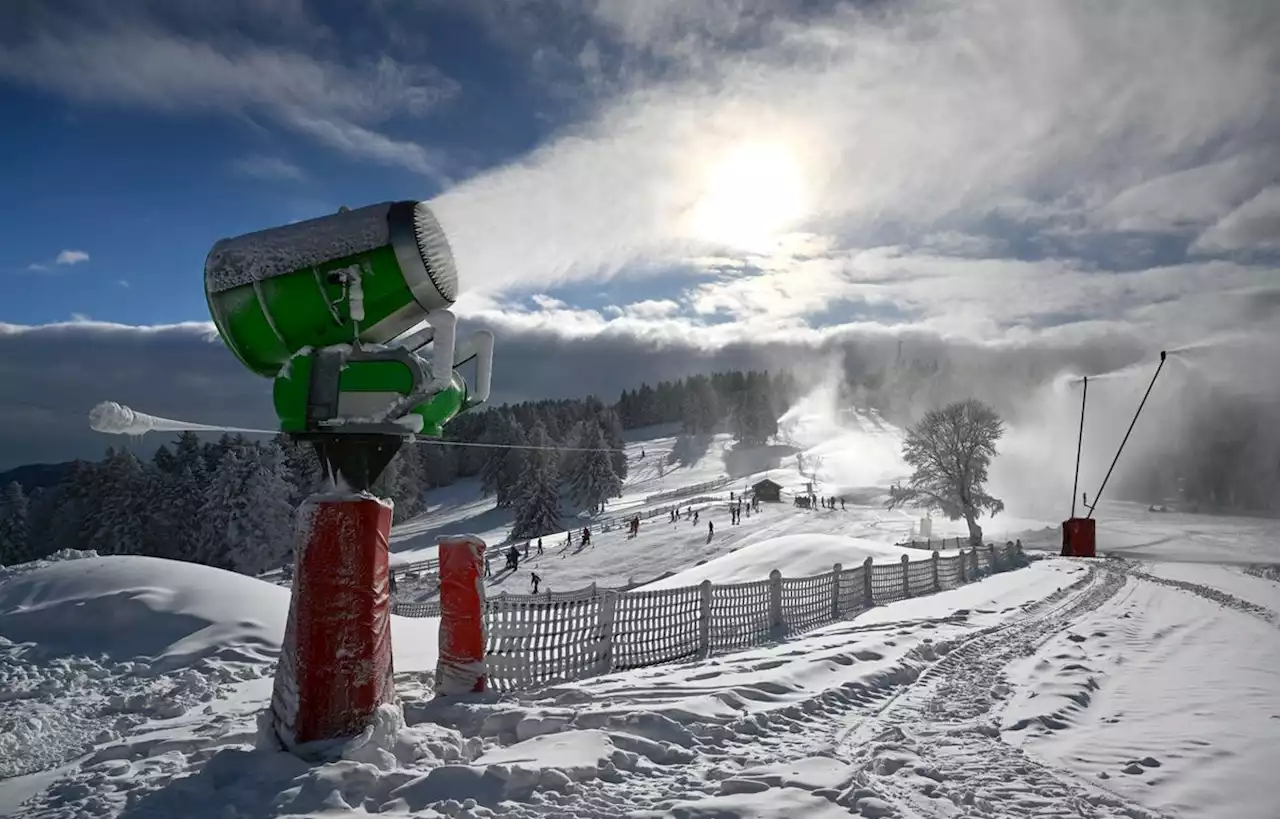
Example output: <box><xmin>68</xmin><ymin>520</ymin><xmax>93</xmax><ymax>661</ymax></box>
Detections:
<box><xmin>8</xmin><ymin>394</ymin><xmax>1280</xmax><ymax>818</ymax></box>
<box><xmin>389</xmin><ymin>406</ymin><xmax>1042</xmax><ymax>600</ymax></box>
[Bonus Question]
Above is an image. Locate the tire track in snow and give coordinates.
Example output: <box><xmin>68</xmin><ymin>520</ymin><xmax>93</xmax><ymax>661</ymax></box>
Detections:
<box><xmin>1116</xmin><ymin>560</ymin><xmax>1278</xmax><ymax>626</ymax></box>
<box><xmin>829</xmin><ymin>564</ymin><xmax>1171</xmax><ymax>818</ymax></box>
<box><xmin>481</xmin><ymin>564</ymin><xmax>1109</xmax><ymax>818</ymax></box>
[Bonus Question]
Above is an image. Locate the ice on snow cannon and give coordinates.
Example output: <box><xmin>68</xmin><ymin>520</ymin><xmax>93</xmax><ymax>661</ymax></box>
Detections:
<box><xmin>203</xmin><ymin>200</ymin><xmax>457</xmax><ymax>379</ymax></box>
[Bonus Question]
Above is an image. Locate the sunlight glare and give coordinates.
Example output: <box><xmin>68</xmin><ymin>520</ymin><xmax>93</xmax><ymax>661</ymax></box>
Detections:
<box><xmin>686</xmin><ymin>139</ymin><xmax>809</xmax><ymax>253</ymax></box>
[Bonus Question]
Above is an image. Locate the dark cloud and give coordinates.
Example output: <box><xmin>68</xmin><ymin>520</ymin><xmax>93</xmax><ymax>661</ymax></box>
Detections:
<box><xmin>0</xmin><ymin>317</ymin><xmax>1147</xmax><ymax>470</ymax></box>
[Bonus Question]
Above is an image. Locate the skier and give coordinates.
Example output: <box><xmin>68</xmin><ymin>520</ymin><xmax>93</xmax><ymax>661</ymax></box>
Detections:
<box><xmin>582</xmin><ymin>527</ymin><xmax>592</xmax><ymax>547</ymax></box>
<box><xmin>388</xmin><ymin>573</ymin><xmax>397</xmax><ymax>596</ymax></box>
<box><xmin>694</xmin><ymin>510</ymin><xmax>699</xmax><ymax>524</ymax></box>
<box><xmin>508</xmin><ymin>545</ymin><xmax>520</xmax><ymax>571</ymax></box>
<box><xmin>707</xmin><ymin>520</ymin><xmax>714</xmax><ymax>542</ymax></box>
<box><xmin>524</xmin><ymin>541</ymin><xmax>530</xmax><ymax>559</ymax></box>
<box><xmin>840</xmin><ymin>497</ymin><xmax>845</xmax><ymax>511</ymax></box>
<box><xmin>531</xmin><ymin>572</ymin><xmax>541</xmax><ymax>594</ymax></box>
<box><xmin>537</xmin><ymin>537</ymin><xmax>544</xmax><ymax>555</ymax></box>
<box><xmin>484</xmin><ymin>556</ymin><xmax>492</xmax><ymax>577</ymax></box>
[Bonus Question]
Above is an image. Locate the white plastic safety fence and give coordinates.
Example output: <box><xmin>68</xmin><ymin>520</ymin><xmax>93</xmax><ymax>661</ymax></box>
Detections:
<box><xmin>404</xmin><ymin>542</ymin><xmax>1023</xmax><ymax>692</ymax></box>
<box><xmin>643</xmin><ymin>476</ymin><xmax>733</xmax><ymax>504</ymax></box>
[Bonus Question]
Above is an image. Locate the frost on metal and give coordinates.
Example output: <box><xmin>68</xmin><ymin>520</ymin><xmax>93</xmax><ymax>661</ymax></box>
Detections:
<box><xmin>435</xmin><ymin>534</ymin><xmax>488</xmax><ymax>696</ymax></box>
<box><xmin>270</xmin><ymin>496</ymin><xmax>395</xmax><ymax>752</ymax></box>
<box><xmin>205</xmin><ymin>203</ymin><xmax>392</xmax><ymax>294</ymax></box>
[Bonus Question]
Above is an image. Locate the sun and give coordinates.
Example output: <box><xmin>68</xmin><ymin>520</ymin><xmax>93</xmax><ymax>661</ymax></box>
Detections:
<box><xmin>686</xmin><ymin>139</ymin><xmax>809</xmax><ymax>253</ymax></box>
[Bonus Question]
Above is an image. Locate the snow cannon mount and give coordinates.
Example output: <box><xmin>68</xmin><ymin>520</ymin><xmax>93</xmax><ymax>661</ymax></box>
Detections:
<box><xmin>204</xmin><ymin>200</ymin><xmax>494</xmax><ymax>490</ymax></box>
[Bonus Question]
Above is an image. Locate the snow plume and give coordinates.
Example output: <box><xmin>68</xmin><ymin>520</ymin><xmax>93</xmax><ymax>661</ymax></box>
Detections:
<box><xmin>89</xmin><ymin>400</ymin><xmax>271</xmax><ymax>437</ymax></box>
<box><xmin>777</xmin><ymin>364</ymin><xmax>908</xmax><ymax>493</ymax></box>
<box><xmin>990</xmin><ymin>324</ymin><xmax>1280</xmax><ymax>518</ymax></box>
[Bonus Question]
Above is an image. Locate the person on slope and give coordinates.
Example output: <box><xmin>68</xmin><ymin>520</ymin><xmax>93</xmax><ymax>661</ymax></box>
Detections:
<box><xmin>537</xmin><ymin>537</ymin><xmax>544</xmax><ymax>555</ymax></box>
<box><xmin>582</xmin><ymin>527</ymin><xmax>592</xmax><ymax>547</ymax></box>
<box><xmin>531</xmin><ymin>572</ymin><xmax>541</xmax><ymax>594</ymax></box>
<box><xmin>707</xmin><ymin>520</ymin><xmax>714</xmax><ymax>543</ymax></box>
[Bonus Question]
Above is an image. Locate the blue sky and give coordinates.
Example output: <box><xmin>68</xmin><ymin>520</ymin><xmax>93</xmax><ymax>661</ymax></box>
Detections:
<box><xmin>1</xmin><ymin>0</ymin><xmax>1278</xmax><ymax>468</ymax></box>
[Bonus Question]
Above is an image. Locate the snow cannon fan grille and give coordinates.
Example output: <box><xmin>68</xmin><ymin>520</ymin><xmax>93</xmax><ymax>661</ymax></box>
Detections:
<box><xmin>203</xmin><ymin>200</ymin><xmax>459</xmax><ymax>379</ymax></box>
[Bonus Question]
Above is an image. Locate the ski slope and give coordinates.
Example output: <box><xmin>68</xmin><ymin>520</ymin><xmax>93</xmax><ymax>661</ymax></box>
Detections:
<box><xmin>4</xmin><ymin>404</ymin><xmax>1280</xmax><ymax>818</ymax></box>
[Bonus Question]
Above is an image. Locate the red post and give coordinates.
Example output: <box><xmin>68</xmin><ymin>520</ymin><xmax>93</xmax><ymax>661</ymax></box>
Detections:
<box><xmin>1061</xmin><ymin>517</ymin><xmax>1097</xmax><ymax>558</ymax></box>
<box><xmin>270</xmin><ymin>497</ymin><xmax>396</xmax><ymax>750</ymax></box>
<box><xmin>435</xmin><ymin>535</ymin><xmax>487</xmax><ymax>695</ymax></box>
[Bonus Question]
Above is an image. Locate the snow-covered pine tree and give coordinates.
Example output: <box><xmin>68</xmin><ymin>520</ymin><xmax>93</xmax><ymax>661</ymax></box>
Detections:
<box><xmin>83</xmin><ymin>448</ymin><xmax>149</xmax><ymax>556</ymax></box>
<box><xmin>198</xmin><ymin>443</ymin><xmax>296</xmax><ymax>574</ymax></box>
<box><xmin>567</xmin><ymin>421</ymin><xmax>622</xmax><ymax>514</ymax></box>
<box><xmin>480</xmin><ymin>411</ymin><xmax>528</xmax><ymax>508</ymax></box>
<box><xmin>511</xmin><ymin>422</ymin><xmax>562</xmax><ymax>539</ymax></box>
<box><xmin>731</xmin><ymin>373</ymin><xmax>778</xmax><ymax>446</ymax></box>
<box><xmin>0</xmin><ymin>481</ymin><xmax>31</xmax><ymax>565</ymax></box>
<box><xmin>275</xmin><ymin>434</ymin><xmax>323</xmax><ymax>507</ymax></box>
<box><xmin>417</xmin><ymin>440</ymin><xmax>458</xmax><ymax>489</ymax></box>
<box><xmin>597</xmin><ymin>406</ymin><xmax>629</xmax><ymax>481</ymax></box>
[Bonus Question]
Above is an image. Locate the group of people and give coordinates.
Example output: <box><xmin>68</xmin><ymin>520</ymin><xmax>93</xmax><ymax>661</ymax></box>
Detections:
<box><xmin>795</xmin><ymin>494</ymin><xmax>844</xmax><ymax>510</ymax></box>
<box><xmin>670</xmin><ymin>506</ymin><xmax>700</xmax><ymax>524</ymax></box>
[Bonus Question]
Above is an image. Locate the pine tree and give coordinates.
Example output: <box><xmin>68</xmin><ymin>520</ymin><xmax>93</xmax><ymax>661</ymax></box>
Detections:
<box><xmin>567</xmin><ymin>421</ymin><xmax>622</xmax><ymax>514</ymax></box>
<box><xmin>480</xmin><ymin>411</ymin><xmax>528</xmax><ymax>508</ymax></box>
<box><xmin>0</xmin><ymin>481</ymin><xmax>31</xmax><ymax>565</ymax></box>
<box><xmin>732</xmin><ymin>373</ymin><xmax>778</xmax><ymax>446</ymax></box>
<box><xmin>199</xmin><ymin>444</ymin><xmax>296</xmax><ymax>574</ymax></box>
<box><xmin>83</xmin><ymin>449</ymin><xmax>149</xmax><ymax>556</ymax></box>
<box><xmin>512</xmin><ymin>423</ymin><xmax>562</xmax><ymax>539</ymax></box>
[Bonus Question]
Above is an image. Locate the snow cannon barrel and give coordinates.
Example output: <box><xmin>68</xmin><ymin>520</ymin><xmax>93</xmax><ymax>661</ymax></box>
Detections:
<box><xmin>204</xmin><ymin>201</ymin><xmax>458</xmax><ymax>379</ymax></box>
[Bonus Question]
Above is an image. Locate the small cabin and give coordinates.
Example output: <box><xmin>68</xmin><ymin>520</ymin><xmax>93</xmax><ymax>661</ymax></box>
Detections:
<box><xmin>752</xmin><ymin>478</ymin><xmax>782</xmax><ymax>503</ymax></box>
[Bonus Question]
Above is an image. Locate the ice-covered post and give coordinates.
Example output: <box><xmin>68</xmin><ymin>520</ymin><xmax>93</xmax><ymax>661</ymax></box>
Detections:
<box><xmin>831</xmin><ymin>563</ymin><xmax>843</xmax><ymax>620</ymax></box>
<box><xmin>769</xmin><ymin>569</ymin><xmax>784</xmax><ymax>633</ymax></box>
<box><xmin>698</xmin><ymin>580</ymin><xmax>713</xmax><ymax>656</ymax></box>
<box><xmin>270</xmin><ymin>493</ymin><xmax>396</xmax><ymax>750</ymax></box>
<box><xmin>931</xmin><ymin>551</ymin><xmax>940</xmax><ymax>592</ymax></box>
<box><xmin>863</xmin><ymin>556</ymin><xmax>874</xmax><ymax>607</ymax></box>
<box><xmin>901</xmin><ymin>554</ymin><xmax>911</xmax><ymax>597</ymax></box>
<box><xmin>435</xmin><ymin>534</ymin><xmax>488</xmax><ymax>695</ymax></box>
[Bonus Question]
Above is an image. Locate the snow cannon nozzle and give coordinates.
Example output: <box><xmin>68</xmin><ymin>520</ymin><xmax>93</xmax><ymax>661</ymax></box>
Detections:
<box><xmin>202</xmin><ymin>201</ymin><xmax>495</xmax><ymax>443</ymax></box>
<box><xmin>1160</xmin><ymin>350</ymin><xmax>1167</xmax><ymax>361</ymax></box>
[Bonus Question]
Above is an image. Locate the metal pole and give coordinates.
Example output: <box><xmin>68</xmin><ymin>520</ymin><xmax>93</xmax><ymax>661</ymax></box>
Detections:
<box><xmin>1087</xmin><ymin>351</ymin><xmax>1167</xmax><ymax>520</ymax></box>
<box><xmin>1071</xmin><ymin>376</ymin><xmax>1087</xmax><ymax>519</ymax></box>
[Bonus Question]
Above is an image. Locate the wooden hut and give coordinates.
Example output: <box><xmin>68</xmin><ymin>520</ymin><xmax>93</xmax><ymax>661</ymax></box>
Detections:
<box><xmin>751</xmin><ymin>478</ymin><xmax>782</xmax><ymax>502</ymax></box>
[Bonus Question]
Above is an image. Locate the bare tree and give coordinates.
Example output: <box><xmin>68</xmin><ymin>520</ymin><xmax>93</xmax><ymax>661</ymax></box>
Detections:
<box><xmin>887</xmin><ymin>399</ymin><xmax>1005</xmax><ymax>546</ymax></box>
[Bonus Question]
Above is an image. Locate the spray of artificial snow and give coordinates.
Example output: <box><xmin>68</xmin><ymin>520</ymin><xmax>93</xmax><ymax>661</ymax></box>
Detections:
<box><xmin>89</xmin><ymin>401</ymin><xmax>272</xmax><ymax>437</ymax></box>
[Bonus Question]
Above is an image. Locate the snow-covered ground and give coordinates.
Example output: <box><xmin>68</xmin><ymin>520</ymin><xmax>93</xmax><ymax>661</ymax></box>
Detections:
<box><xmin>4</xmin><ymin>403</ymin><xmax>1280</xmax><ymax>818</ymax></box>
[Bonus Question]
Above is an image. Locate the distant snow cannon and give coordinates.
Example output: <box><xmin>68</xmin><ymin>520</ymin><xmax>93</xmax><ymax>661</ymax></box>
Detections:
<box><xmin>204</xmin><ymin>200</ymin><xmax>493</xmax><ymax>489</ymax></box>
<box><xmin>1062</xmin><ymin>351</ymin><xmax>1167</xmax><ymax>558</ymax></box>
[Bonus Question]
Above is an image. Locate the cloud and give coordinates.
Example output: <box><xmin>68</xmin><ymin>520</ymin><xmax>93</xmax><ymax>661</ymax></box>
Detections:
<box><xmin>0</xmin><ymin>18</ymin><xmax>456</xmax><ymax>178</ymax></box>
<box><xmin>230</xmin><ymin>154</ymin><xmax>306</xmax><ymax>182</ymax></box>
<box><xmin>426</xmin><ymin>0</ymin><xmax>1279</xmax><ymax>344</ymax></box>
<box><xmin>0</xmin><ymin>315</ymin><xmax>1143</xmax><ymax>471</ymax></box>
<box><xmin>1191</xmin><ymin>186</ymin><xmax>1280</xmax><ymax>255</ymax></box>
<box><xmin>22</xmin><ymin>250</ymin><xmax>89</xmax><ymax>271</ymax></box>
<box><xmin>55</xmin><ymin>250</ymin><xmax>90</xmax><ymax>265</ymax></box>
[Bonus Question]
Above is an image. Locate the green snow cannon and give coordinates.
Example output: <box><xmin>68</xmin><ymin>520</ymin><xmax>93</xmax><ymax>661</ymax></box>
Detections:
<box><xmin>204</xmin><ymin>201</ymin><xmax>493</xmax><ymax>437</ymax></box>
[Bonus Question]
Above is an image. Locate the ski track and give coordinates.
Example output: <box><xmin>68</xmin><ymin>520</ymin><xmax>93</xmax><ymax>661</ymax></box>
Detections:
<box><xmin>466</xmin><ymin>563</ymin><xmax>1160</xmax><ymax>819</ymax></box>
<box><xmin>1113</xmin><ymin>560</ymin><xmax>1279</xmax><ymax>627</ymax></box>
<box><xmin>828</xmin><ymin>564</ymin><xmax>1175</xmax><ymax>819</ymax></box>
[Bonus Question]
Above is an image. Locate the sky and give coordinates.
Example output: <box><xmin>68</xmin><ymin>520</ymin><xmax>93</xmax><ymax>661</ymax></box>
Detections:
<box><xmin>1</xmin><ymin>0</ymin><xmax>1278</xmax><ymax>470</ymax></box>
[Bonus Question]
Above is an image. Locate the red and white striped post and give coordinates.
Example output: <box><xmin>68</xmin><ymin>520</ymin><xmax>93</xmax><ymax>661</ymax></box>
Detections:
<box><xmin>270</xmin><ymin>495</ymin><xmax>396</xmax><ymax>751</ymax></box>
<box><xmin>435</xmin><ymin>534</ymin><xmax>488</xmax><ymax>695</ymax></box>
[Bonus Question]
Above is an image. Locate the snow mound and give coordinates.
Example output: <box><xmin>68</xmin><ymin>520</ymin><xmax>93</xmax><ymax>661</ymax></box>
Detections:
<box><xmin>0</xmin><ymin>555</ymin><xmax>289</xmax><ymax>667</ymax></box>
<box><xmin>644</xmin><ymin>534</ymin><xmax>935</xmax><ymax>589</ymax></box>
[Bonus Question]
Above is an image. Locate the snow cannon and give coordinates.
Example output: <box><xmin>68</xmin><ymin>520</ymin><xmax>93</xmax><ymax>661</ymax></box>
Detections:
<box><xmin>1062</xmin><ymin>351</ymin><xmax>1167</xmax><ymax>558</ymax></box>
<box><xmin>204</xmin><ymin>201</ymin><xmax>493</xmax><ymax>488</ymax></box>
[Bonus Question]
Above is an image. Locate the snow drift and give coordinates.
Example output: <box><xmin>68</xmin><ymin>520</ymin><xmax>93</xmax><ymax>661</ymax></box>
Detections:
<box><xmin>0</xmin><ymin>554</ymin><xmax>289</xmax><ymax>668</ymax></box>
